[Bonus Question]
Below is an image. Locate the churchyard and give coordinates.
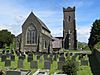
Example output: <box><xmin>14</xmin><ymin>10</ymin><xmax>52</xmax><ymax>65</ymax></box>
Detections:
<box><xmin>0</xmin><ymin>49</ymin><xmax>92</xmax><ymax>75</ymax></box>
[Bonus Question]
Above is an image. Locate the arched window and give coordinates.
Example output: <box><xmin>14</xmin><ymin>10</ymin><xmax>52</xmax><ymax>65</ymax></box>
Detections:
<box><xmin>26</xmin><ymin>24</ymin><xmax>37</xmax><ymax>44</ymax></box>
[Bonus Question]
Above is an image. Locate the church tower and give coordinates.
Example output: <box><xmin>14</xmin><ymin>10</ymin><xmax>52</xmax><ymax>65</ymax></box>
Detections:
<box><xmin>63</xmin><ymin>7</ymin><xmax>77</xmax><ymax>50</ymax></box>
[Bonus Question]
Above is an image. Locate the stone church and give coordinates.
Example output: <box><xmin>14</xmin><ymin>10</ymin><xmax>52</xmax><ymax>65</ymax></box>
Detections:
<box><xmin>16</xmin><ymin>6</ymin><xmax>77</xmax><ymax>52</ymax></box>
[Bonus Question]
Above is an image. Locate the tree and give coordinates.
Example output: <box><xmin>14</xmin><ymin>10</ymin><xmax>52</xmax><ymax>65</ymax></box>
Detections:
<box><xmin>88</xmin><ymin>19</ymin><xmax>100</xmax><ymax>50</ymax></box>
<box><xmin>62</xmin><ymin>59</ymin><xmax>79</xmax><ymax>75</ymax></box>
<box><xmin>0</xmin><ymin>30</ymin><xmax>15</xmax><ymax>48</ymax></box>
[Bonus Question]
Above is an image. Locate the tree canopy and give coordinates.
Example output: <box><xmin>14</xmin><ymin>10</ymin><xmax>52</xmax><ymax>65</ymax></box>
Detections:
<box><xmin>0</xmin><ymin>30</ymin><xmax>15</xmax><ymax>48</ymax></box>
<box><xmin>88</xmin><ymin>19</ymin><xmax>100</xmax><ymax>50</ymax></box>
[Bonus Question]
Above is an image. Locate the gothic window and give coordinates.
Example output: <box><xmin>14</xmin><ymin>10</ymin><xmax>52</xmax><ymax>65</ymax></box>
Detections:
<box><xmin>26</xmin><ymin>24</ymin><xmax>37</xmax><ymax>44</ymax></box>
<box><xmin>68</xmin><ymin>16</ymin><xmax>71</xmax><ymax>22</ymax></box>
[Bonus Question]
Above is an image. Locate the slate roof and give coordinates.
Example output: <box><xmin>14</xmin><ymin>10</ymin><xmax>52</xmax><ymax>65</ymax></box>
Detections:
<box><xmin>29</xmin><ymin>12</ymin><xmax>50</xmax><ymax>32</ymax></box>
<box><xmin>52</xmin><ymin>37</ymin><xmax>62</xmax><ymax>48</ymax></box>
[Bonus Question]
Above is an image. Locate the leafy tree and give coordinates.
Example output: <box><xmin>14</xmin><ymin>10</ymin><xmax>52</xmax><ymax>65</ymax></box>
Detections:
<box><xmin>88</xmin><ymin>19</ymin><xmax>100</xmax><ymax>50</ymax></box>
<box><xmin>0</xmin><ymin>30</ymin><xmax>15</xmax><ymax>48</ymax></box>
<box><xmin>62</xmin><ymin>59</ymin><xmax>79</xmax><ymax>75</ymax></box>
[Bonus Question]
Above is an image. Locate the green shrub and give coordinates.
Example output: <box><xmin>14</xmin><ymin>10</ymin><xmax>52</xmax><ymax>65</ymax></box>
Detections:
<box><xmin>62</xmin><ymin>59</ymin><xmax>79</xmax><ymax>75</ymax></box>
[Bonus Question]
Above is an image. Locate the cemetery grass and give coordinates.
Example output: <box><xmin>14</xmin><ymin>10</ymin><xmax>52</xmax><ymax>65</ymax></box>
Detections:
<box><xmin>0</xmin><ymin>51</ymin><xmax>93</xmax><ymax>75</ymax></box>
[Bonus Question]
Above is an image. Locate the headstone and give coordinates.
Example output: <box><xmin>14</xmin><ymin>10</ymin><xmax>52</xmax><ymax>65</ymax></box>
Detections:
<box><xmin>72</xmin><ymin>53</ymin><xmax>78</xmax><ymax>61</ymax></box>
<box><xmin>27</xmin><ymin>56</ymin><xmax>33</xmax><ymax>62</ymax></box>
<box><xmin>5</xmin><ymin>60</ymin><xmax>11</xmax><ymax>67</ymax></box>
<box><xmin>54</xmin><ymin>54</ymin><xmax>57</xmax><ymax>61</ymax></box>
<box><xmin>44</xmin><ymin>54</ymin><xmax>48</xmax><ymax>60</ymax></box>
<box><xmin>6</xmin><ymin>71</ymin><xmax>21</xmax><ymax>75</ymax></box>
<box><xmin>50</xmin><ymin>54</ymin><xmax>53</xmax><ymax>58</ymax></box>
<box><xmin>10</xmin><ymin>54</ymin><xmax>15</xmax><ymax>61</ymax></box>
<box><xmin>19</xmin><ymin>55</ymin><xmax>25</xmax><ymax>60</ymax></box>
<box><xmin>18</xmin><ymin>59</ymin><xmax>24</xmax><ymax>68</ymax></box>
<box><xmin>37</xmin><ymin>55</ymin><xmax>40</xmax><ymax>60</ymax></box>
<box><xmin>30</xmin><ymin>61</ymin><xmax>38</xmax><ymax>69</ymax></box>
<box><xmin>6</xmin><ymin>53</ymin><xmax>11</xmax><ymax>58</ymax></box>
<box><xmin>59</xmin><ymin>56</ymin><xmax>65</xmax><ymax>62</ymax></box>
<box><xmin>58</xmin><ymin>61</ymin><xmax>64</xmax><ymax>70</ymax></box>
<box><xmin>1</xmin><ymin>54</ymin><xmax>6</xmax><ymax>62</ymax></box>
<box><xmin>60</xmin><ymin>53</ymin><xmax>64</xmax><ymax>57</ymax></box>
<box><xmin>47</xmin><ymin>57</ymin><xmax>53</xmax><ymax>63</ymax></box>
<box><xmin>16</xmin><ymin>52</ymin><xmax>20</xmax><ymax>56</ymax></box>
<box><xmin>44</xmin><ymin>60</ymin><xmax>51</xmax><ymax>69</ymax></box>
<box><xmin>0</xmin><ymin>53</ymin><xmax>2</xmax><ymax>58</ymax></box>
<box><xmin>81</xmin><ymin>60</ymin><xmax>88</xmax><ymax>66</ymax></box>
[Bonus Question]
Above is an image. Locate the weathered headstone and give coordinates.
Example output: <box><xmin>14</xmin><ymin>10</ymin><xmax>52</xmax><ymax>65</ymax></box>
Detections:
<box><xmin>44</xmin><ymin>54</ymin><xmax>48</xmax><ymax>60</ymax></box>
<box><xmin>27</xmin><ymin>56</ymin><xmax>33</xmax><ymax>62</ymax></box>
<box><xmin>6</xmin><ymin>71</ymin><xmax>21</xmax><ymax>75</ymax></box>
<box><xmin>47</xmin><ymin>57</ymin><xmax>53</xmax><ymax>63</ymax></box>
<box><xmin>58</xmin><ymin>61</ymin><xmax>64</xmax><ymax>70</ymax></box>
<box><xmin>81</xmin><ymin>60</ymin><xmax>88</xmax><ymax>66</ymax></box>
<box><xmin>37</xmin><ymin>55</ymin><xmax>40</xmax><ymax>60</ymax></box>
<box><xmin>30</xmin><ymin>61</ymin><xmax>38</xmax><ymax>69</ymax></box>
<box><xmin>5</xmin><ymin>60</ymin><xmax>11</xmax><ymax>67</ymax></box>
<box><xmin>10</xmin><ymin>54</ymin><xmax>15</xmax><ymax>61</ymax></box>
<box><xmin>54</xmin><ymin>54</ymin><xmax>57</xmax><ymax>61</ymax></box>
<box><xmin>18</xmin><ymin>59</ymin><xmax>24</xmax><ymax>68</ymax></box>
<box><xmin>1</xmin><ymin>54</ymin><xmax>6</xmax><ymax>62</ymax></box>
<box><xmin>59</xmin><ymin>56</ymin><xmax>65</xmax><ymax>62</ymax></box>
<box><xmin>44</xmin><ymin>60</ymin><xmax>51</xmax><ymax>69</ymax></box>
<box><xmin>72</xmin><ymin>53</ymin><xmax>78</xmax><ymax>61</ymax></box>
<box><xmin>0</xmin><ymin>53</ymin><xmax>2</xmax><ymax>58</ymax></box>
<box><xmin>19</xmin><ymin>55</ymin><xmax>25</xmax><ymax>60</ymax></box>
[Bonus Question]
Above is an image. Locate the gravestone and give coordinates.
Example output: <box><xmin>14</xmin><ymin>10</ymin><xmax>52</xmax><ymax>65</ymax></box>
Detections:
<box><xmin>10</xmin><ymin>54</ymin><xmax>15</xmax><ymax>61</ymax></box>
<box><xmin>54</xmin><ymin>54</ymin><xmax>57</xmax><ymax>61</ymax></box>
<box><xmin>44</xmin><ymin>54</ymin><xmax>48</xmax><ymax>60</ymax></box>
<box><xmin>47</xmin><ymin>57</ymin><xmax>53</xmax><ymax>63</ymax></box>
<box><xmin>44</xmin><ymin>60</ymin><xmax>51</xmax><ymax>69</ymax></box>
<box><xmin>58</xmin><ymin>61</ymin><xmax>64</xmax><ymax>70</ymax></box>
<box><xmin>60</xmin><ymin>53</ymin><xmax>64</xmax><ymax>57</ymax></box>
<box><xmin>0</xmin><ymin>53</ymin><xmax>2</xmax><ymax>58</ymax></box>
<box><xmin>72</xmin><ymin>53</ymin><xmax>78</xmax><ymax>61</ymax></box>
<box><xmin>50</xmin><ymin>54</ymin><xmax>53</xmax><ymax>58</ymax></box>
<box><xmin>19</xmin><ymin>55</ymin><xmax>25</xmax><ymax>60</ymax></box>
<box><xmin>27</xmin><ymin>56</ymin><xmax>33</xmax><ymax>62</ymax></box>
<box><xmin>37</xmin><ymin>55</ymin><xmax>40</xmax><ymax>60</ymax></box>
<box><xmin>59</xmin><ymin>56</ymin><xmax>65</xmax><ymax>62</ymax></box>
<box><xmin>1</xmin><ymin>54</ymin><xmax>6</xmax><ymax>62</ymax></box>
<box><xmin>18</xmin><ymin>59</ymin><xmax>24</xmax><ymax>68</ymax></box>
<box><xmin>5</xmin><ymin>60</ymin><xmax>11</xmax><ymax>67</ymax></box>
<box><xmin>30</xmin><ymin>61</ymin><xmax>38</xmax><ymax>69</ymax></box>
<box><xmin>6</xmin><ymin>71</ymin><xmax>21</xmax><ymax>75</ymax></box>
<box><xmin>81</xmin><ymin>60</ymin><xmax>88</xmax><ymax>66</ymax></box>
<box><xmin>6</xmin><ymin>53</ymin><xmax>11</xmax><ymax>58</ymax></box>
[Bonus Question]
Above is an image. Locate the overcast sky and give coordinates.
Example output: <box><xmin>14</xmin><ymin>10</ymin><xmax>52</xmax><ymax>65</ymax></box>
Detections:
<box><xmin>0</xmin><ymin>0</ymin><xmax>99</xmax><ymax>43</ymax></box>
